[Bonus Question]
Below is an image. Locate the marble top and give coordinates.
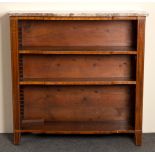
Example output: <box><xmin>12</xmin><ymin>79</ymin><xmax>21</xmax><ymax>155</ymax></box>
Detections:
<box><xmin>9</xmin><ymin>11</ymin><xmax>148</xmax><ymax>17</ymax></box>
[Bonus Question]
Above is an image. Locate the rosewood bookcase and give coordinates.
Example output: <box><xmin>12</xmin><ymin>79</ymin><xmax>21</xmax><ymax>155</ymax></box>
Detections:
<box><xmin>10</xmin><ymin>12</ymin><xmax>147</xmax><ymax>145</ymax></box>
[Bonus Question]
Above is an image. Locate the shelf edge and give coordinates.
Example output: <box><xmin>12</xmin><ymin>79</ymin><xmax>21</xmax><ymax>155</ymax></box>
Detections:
<box><xmin>19</xmin><ymin>50</ymin><xmax>137</xmax><ymax>55</ymax></box>
<box><xmin>19</xmin><ymin>81</ymin><xmax>136</xmax><ymax>85</ymax></box>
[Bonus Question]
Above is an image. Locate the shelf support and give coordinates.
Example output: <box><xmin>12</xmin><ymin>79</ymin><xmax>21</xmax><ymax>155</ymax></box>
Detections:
<box><xmin>13</xmin><ymin>132</ymin><xmax>21</xmax><ymax>145</ymax></box>
<box><xmin>10</xmin><ymin>17</ymin><xmax>21</xmax><ymax>145</ymax></box>
<box><xmin>135</xmin><ymin>17</ymin><xmax>145</xmax><ymax>146</ymax></box>
<box><xmin>135</xmin><ymin>130</ymin><xmax>142</xmax><ymax>146</ymax></box>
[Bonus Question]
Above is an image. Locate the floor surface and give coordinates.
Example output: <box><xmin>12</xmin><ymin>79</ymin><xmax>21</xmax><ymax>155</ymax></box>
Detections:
<box><xmin>0</xmin><ymin>133</ymin><xmax>155</xmax><ymax>152</ymax></box>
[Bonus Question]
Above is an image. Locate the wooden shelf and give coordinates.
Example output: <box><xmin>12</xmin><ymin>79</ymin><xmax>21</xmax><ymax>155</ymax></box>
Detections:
<box><xmin>19</xmin><ymin>46</ymin><xmax>137</xmax><ymax>55</ymax></box>
<box><xmin>19</xmin><ymin>78</ymin><xmax>136</xmax><ymax>85</ymax></box>
<box><xmin>19</xmin><ymin>50</ymin><xmax>137</xmax><ymax>55</ymax></box>
<box><xmin>10</xmin><ymin>15</ymin><xmax>146</xmax><ymax>145</ymax></box>
<box><xmin>18</xmin><ymin>120</ymin><xmax>135</xmax><ymax>134</ymax></box>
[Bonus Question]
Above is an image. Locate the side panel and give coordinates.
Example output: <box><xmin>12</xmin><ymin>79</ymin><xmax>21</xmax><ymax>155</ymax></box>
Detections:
<box><xmin>10</xmin><ymin>17</ymin><xmax>20</xmax><ymax>144</ymax></box>
<box><xmin>135</xmin><ymin>17</ymin><xmax>145</xmax><ymax>145</ymax></box>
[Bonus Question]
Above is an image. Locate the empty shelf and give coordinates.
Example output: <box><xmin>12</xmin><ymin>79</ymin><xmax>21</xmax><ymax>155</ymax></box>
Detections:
<box><xmin>19</xmin><ymin>46</ymin><xmax>137</xmax><ymax>55</ymax></box>
<box><xmin>19</xmin><ymin>77</ymin><xmax>136</xmax><ymax>85</ymax></box>
<box><xmin>18</xmin><ymin>120</ymin><xmax>135</xmax><ymax>134</ymax></box>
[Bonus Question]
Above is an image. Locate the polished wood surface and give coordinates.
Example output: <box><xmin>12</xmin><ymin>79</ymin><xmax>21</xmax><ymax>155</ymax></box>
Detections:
<box><xmin>10</xmin><ymin>17</ymin><xmax>21</xmax><ymax>145</ymax></box>
<box><xmin>135</xmin><ymin>17</ymin><xmax>145</xmax><ymax>146</ymax></box>
<box><xmin>19</xmin><ymin>78</ymin><xmax>136</xmax><ymax>85</ymax></box>
<box><xmin>19</xmin><ymin>120</ymin><xmax>134</xmax><ymax>134</ymax></box>
<box><xmin>22</xmin><ymin>55</ymin><xmax>136</xmax><ymax>79</ymax></box>
<box><xmin>10</xmin><ymin>15</ymin><xmax>146</xmax><ymax>145</ymax></box>
<box><xmin>20</xmin><ymin>20</ymin><xmax>137</xmax><ymax>48</ymax></box>
<box><xmin>22</xmin><ymin>85</ymin><xmax>135</xmax><ymax>122</ymax></box>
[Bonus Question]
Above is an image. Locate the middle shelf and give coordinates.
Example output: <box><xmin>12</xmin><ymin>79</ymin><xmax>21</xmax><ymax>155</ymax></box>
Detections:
<box><xmin>19</xmin><ymin>46</ymin><xmax>137</xmax><ymax>55</ymax></box>
<box><xmin>19</xmin><ymin>77</ymin><xmax>136</xmax><ymax>85</ymax></box>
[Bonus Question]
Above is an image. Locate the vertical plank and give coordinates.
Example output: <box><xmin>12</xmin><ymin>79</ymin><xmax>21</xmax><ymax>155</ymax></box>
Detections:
<box><xmin>10</xmin><ymin>16</ymin><xmax>21</xmax><ymax>144</ymax></box>
<box><xmin>135</xmin><ymin>17</ymin><xmax>146</xmax><ymax>146</ymax></box>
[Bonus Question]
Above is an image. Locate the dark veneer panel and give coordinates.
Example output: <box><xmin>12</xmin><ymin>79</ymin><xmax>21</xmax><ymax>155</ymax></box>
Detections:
<box><xmin>22</xmin><ymin>55</ymin><xmax>136</xmax><ymax>80</ymax></box>
<box><xmin>20</xmin><ymin>20</ymin><xmax>137</xmax><ymax>50</ymax></box>
<box><xmin>22</xmin><ymin>85</ymin><xmax>135</xmax><ymax>123</ymax></box>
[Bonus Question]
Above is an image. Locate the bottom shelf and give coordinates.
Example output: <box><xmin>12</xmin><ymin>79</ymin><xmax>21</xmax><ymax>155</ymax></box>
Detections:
<box><xmin>17</xmin><ymin>121</ymin><xmax>135</xmax><ymax>134</ymax></box>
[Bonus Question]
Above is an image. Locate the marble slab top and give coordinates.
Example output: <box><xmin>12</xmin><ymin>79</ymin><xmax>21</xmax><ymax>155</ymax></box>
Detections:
<box><xmin>9</xmin><ymin>10</ymin><xmax>148</xmax><ymax>17</ymax></box>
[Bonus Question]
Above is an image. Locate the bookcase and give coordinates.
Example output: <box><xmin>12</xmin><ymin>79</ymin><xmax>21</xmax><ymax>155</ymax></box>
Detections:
<box><xmin>10</xmin><ymin>12</ymin><xmax>147</xmax><ymax>145</ymax></box>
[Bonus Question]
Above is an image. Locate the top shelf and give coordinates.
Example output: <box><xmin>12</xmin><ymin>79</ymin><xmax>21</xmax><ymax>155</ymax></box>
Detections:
<box><xmin>9</xmin><ymin>11</ymin><xmax>148</xmax><ymax>17</ymax></box>
<box><xmin>19</xmin><ymin>46</ymin><xmax>137</xmax><ymax>55</ymax></box>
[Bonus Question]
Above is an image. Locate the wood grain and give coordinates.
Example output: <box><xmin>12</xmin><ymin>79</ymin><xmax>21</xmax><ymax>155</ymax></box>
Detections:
<box><xmin>22</xmin><ymin>85</ymin><xmax>135</xmax><ymax>122</ymax></box>
<box><xmin>10</xmin><ymin>17</ymin><xmax>21</xmax><ymax>145</ymax></box>
<box><xmin>20</xmin><ymin>20</ymin><xmax>137</xmax><ymax>48</ymax></box>
<box><xmin>22</xmin><ymin>55</ymin><xmax>136</xmax><ymax>80</ymax></box>
<box><xmin>19</xmin><ymin>120</ymin><xmax>134</xmax><ymax>134</ymax></box>
<box><xmin>19</xmin><ymin>77</ymin><xmax>136</xmax><ymax>85</ymax></box>
<box><xmin>135</xmin><ymin>17</ymin><xmax>145</xmax><ymax>146</ymax></box>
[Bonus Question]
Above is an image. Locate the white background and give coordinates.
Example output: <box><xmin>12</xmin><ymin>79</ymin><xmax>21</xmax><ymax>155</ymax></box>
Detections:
<box><xmin>0</xmin><ymin>2</ymin><xmax>154</xmax><ymax>133</ymax></box>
